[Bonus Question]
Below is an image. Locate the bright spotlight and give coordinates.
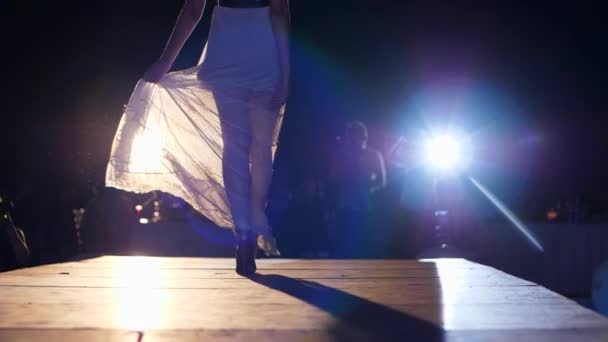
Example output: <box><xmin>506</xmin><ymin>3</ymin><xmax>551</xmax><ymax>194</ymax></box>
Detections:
<box><xmin>423</xmin><ymin>132</ymin><xmax>471</xmax><ymax>172</ymax></box>
<box><xmin>130</xmin><ymin>125</ymin><xmax>163</xmax><ymax>173</ymax></box>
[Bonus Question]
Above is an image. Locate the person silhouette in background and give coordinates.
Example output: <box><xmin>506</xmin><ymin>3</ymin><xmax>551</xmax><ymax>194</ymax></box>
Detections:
<box><xmin>329</xmin><ymin>121</ymin><xmax>386</xmax><ymax>257</ymax></box>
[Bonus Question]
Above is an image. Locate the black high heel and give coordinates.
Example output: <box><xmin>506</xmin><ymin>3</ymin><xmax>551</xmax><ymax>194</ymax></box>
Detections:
<box><xmin>235</xmin><ymin>230</ymin><xmax>257</xmax><ymax>276</ymax></box>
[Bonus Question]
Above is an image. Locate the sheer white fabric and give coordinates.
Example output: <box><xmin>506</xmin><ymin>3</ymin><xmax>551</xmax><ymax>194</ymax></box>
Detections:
<box><xmin>105</xmin><ymin>6</ymin><xmax>284</xmax><ymax>255</ymax></box>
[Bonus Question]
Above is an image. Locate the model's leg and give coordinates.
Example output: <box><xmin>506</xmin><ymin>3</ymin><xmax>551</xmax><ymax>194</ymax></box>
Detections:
<box><xmin>248</xmin><ymin>95</ymin><xmax>280</xmax><ymax>228</ymax></box>
<box><xmin>214</xmin><ymin>90</ymin><xmax>252</xmax><ymax>232</ymax></box>
<box><xmin>215</xmin><ymin>90</ymin><xmax>259</xmax><ymax>275</ymax></box>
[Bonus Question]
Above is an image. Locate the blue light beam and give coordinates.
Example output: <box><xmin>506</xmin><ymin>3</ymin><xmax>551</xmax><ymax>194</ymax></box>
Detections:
<box><xmin>469</xmin><ymin>176</ymin><xmax>544</xmax><ymax>252</ymax></box>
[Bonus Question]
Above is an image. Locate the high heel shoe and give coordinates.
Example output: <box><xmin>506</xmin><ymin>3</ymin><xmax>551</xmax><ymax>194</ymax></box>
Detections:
<box><xmin>251</xmin><ymin>224</ymin><xmax>281</xmax><ymax>257</ymax></box>
<box><xmin>235</xmin><ymin>230</ymin><xmax>257</xmax><ymax>276</ymax></box>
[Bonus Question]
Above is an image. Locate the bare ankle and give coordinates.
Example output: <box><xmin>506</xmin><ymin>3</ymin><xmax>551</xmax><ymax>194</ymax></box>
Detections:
<box><xmin>250</xmin><ymin>210</ymin><xmax>268</xmax><ymax>227</ymax></box>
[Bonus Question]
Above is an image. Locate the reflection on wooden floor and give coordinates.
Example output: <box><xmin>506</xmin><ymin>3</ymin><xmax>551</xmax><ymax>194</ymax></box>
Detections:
<box><xmin>1</xmin><ymin>256</ymin><xmax>607</xmax><ymax>341</ymax></box>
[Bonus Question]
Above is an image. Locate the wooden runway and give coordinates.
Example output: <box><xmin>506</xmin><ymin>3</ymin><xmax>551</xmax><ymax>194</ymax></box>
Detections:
<box><xmin>1</xmin><ymin>256</ymin><xmax>607</xmax><ymax>341</ymax></box>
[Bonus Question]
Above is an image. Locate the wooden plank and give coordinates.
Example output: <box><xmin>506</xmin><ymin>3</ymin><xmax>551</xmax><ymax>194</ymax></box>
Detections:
<box><xmin>1</xmin><ymin>302</ymin><xmax>606</xmax><ymax>330</ymax></box>
<box><xmin>145</xmin><ymin>329</ymin><xmax>608</xmax><ymax>342</ymax></box>
<box><xmin>4</xmin><ymin>268</ymin><xmax>526</xmax><ymax>281</ymax></box>
<box><xmin>3</xmin><ymin>328</ymin><xmax>607</xmax><ymax>342</ymax></box>
<box><xmin>70</xmin><ymin>256</ymin><xmax>493</xmax><ymax>269</ymax></box>
<box><xmin>0</xmin><ymin>275</ymin><xmax>535</xmax><ymax>288</ymax></box>
<box><xmin>0</xmin><ymin>329</ymin><xmax>138</xmax><ymax>342</ymax></box>
<box><xmin>0</xmin><ymin>284</ymin><xmax>569</xmax><ymax>305</ymax></box>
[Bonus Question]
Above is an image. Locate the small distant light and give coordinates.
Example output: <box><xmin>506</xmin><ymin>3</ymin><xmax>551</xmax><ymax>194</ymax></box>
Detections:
<box><xmin>434</xmin><ymin>210</ymin><xmax>449</xmax><ymax>217</ymax></box>
<box><xmin>0</xmin><ymin>196</ymin><xmax>3</xmax><ymax>203</ymax></box>
<box><xmin>139</xmin><ymin>218</ymin><xmax>149</xmax><ymax>224</ymax></box>
<box><xmin>154</xmin><ymin>201</ymin><xmax>159</xmax><ymax>207</ymax></box>
<box><xmin>547</xmin><ymin>209</ymin><xmax>558</xmax><ymax>221</ymax></box>
<box><xmin>153</xmin><ymin>212</ymin><xmax>160</xmax><ymax>217</ymax></box>
<box><xmin>441</xmin><ymin>244</ymin><xmax>448</xmax><ymax>248</ymax></box>
<box><xmin>135</xmin><ymin>204</ymin><xmax>143</xmax><ymax>211</ymax></box>
<box><xmin>79</xmin><ymin>208</ymin><xmax>85</xmax><ymax>214</ymax></box>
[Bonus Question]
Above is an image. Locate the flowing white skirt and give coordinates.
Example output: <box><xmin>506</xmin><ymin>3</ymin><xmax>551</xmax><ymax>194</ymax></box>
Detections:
<box><xmin>105</xmin><ymin>6</ymin><xmax>284</xmax><ymax>254</ymax></box>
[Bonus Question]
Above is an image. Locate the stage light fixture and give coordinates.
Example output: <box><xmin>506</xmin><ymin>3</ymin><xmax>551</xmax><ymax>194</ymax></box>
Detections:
<box><xmin>423</xmin><ymin>132</ymin><xmax>471</xmax><ymax>173</ymax></box>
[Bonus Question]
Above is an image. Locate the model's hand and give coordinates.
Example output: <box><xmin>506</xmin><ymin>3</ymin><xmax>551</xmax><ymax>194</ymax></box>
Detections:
<box><xmin>143</xmin><ymin>59</ymin><xmax>172</xmax><ymax>83</ymax></box>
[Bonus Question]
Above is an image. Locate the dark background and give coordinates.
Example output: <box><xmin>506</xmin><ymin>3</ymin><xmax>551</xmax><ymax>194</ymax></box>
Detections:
<box><xmin>1</xmin><ymin>1</ymin><xmax>607</xmax><ymax>262</ymax></box>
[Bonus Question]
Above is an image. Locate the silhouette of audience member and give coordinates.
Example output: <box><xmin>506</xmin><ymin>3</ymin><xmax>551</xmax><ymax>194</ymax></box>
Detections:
<box><xmin>0</xmin><ymin>195</ymin><xmax>30</xmax><ymax>271</ymax></box>
<box><xmin>329</xmin><ymin>121</ymin><xmax>386</xmax><ymax>257</ymax></box>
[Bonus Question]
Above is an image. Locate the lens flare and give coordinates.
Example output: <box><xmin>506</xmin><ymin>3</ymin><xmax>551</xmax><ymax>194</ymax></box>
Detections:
<box><xmin>469</xmin><ymin>177</ymin><xmax>544</xmax><ymax>252</ymax></box>
<box><xmin>425</xmin><ymin>134</ymin><xmax>463</xmax><ymax>170</ymax></box>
